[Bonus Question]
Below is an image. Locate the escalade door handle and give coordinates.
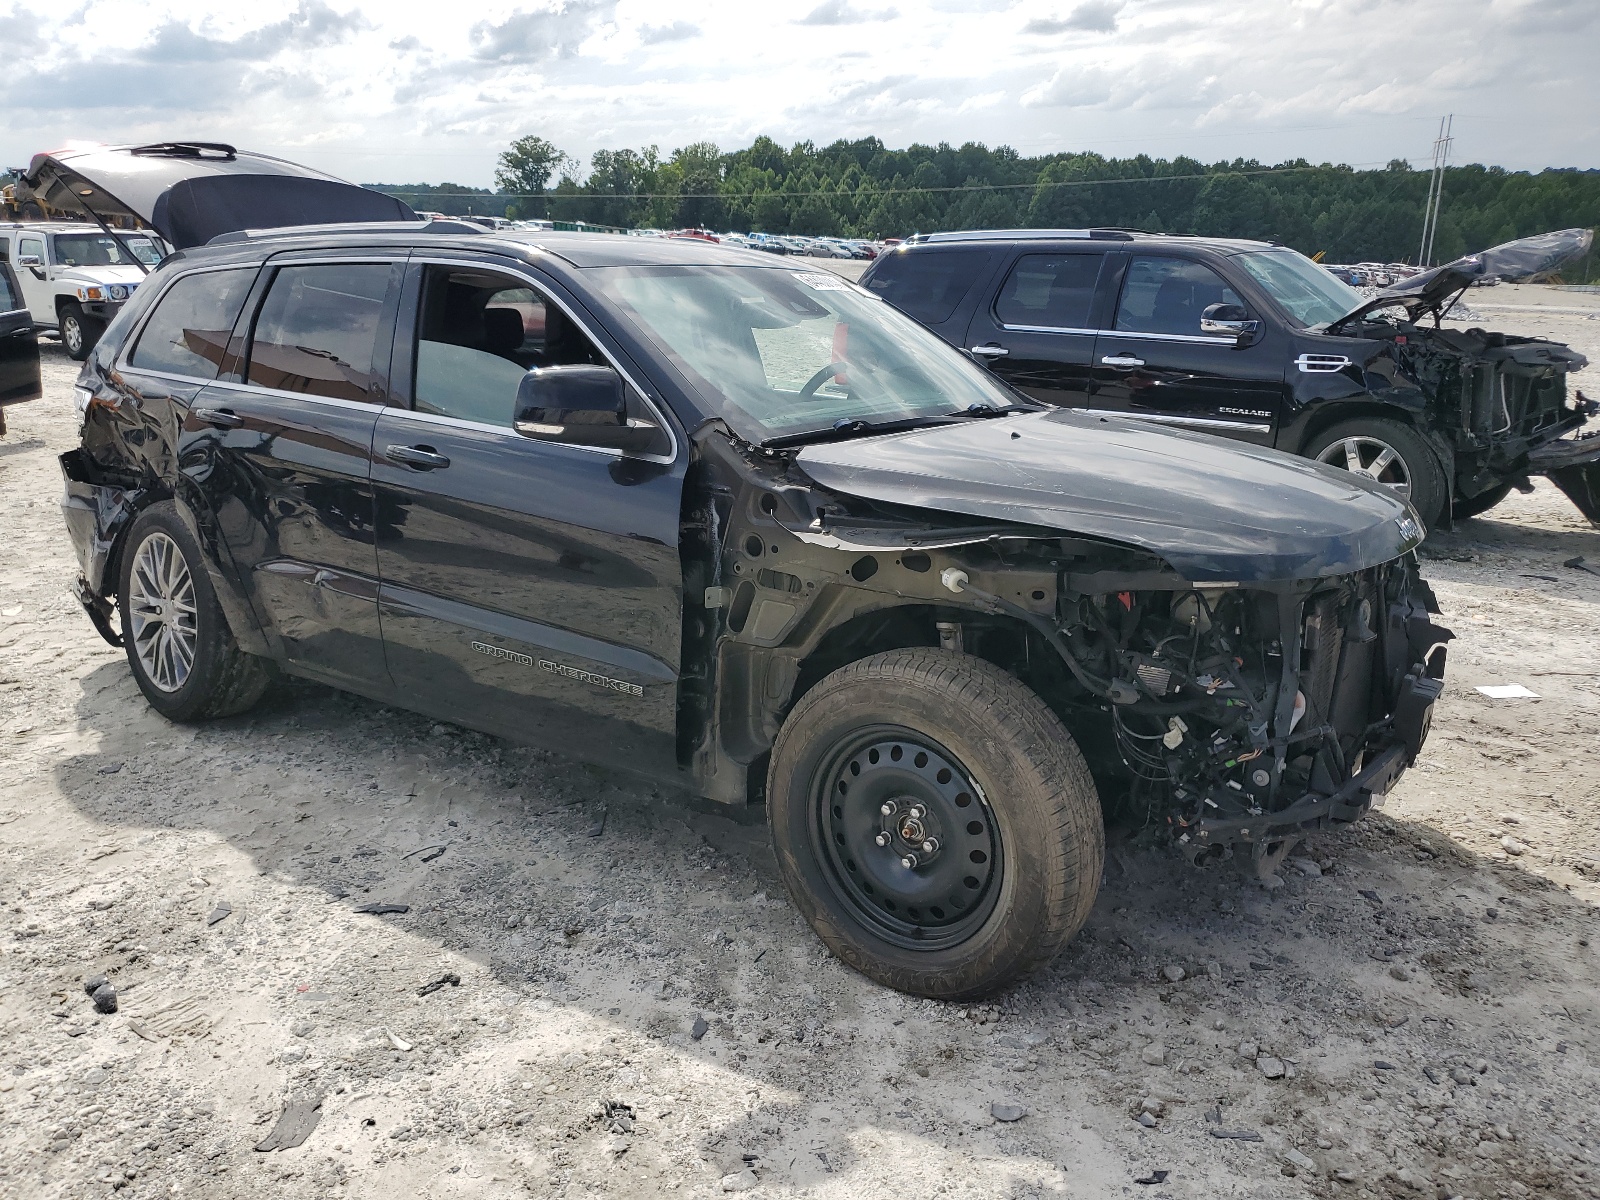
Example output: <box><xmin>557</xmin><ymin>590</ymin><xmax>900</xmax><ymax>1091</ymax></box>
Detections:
<box><xmin>1100</xmin><ymin>354</ymin><xmax>1145</xmax><ymax>370</ymax></box>
<box><xmin>969</xmin><ymin>343</ymin><xmax>1009</xmax><ymax>358</ymax></box>
<box><xmin>384</xmin><ymin>444</ymin><xmax>451</xmax><ymax>470</ymax></box>
<box><xmin>191</xmin><ymin>406</ymin><xmax>243</xmax><ymax>428</ymax></box>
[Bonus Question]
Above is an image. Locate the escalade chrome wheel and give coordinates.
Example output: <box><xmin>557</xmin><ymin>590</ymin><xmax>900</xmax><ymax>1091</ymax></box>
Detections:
<box><xmin>128</xmin><ymin>531</ymin><xmax>198</xmax><ymax>693</ymax></box>
<box><xmin>1315</xmin><ymin>434</ymin><xmax>1413</xmax><ymax>499</ymax></box>
<box><xmin>767</xmin><ymin>648</ymin><xmax>1103</xmax><ymax>1000</ymax></box>
<box><xmin>1306</xmin><ymin>417</ymin><xmax>1446</xmax><ymax>529</ymax></box>
<box><xmin>118</xmin><ymin>503</ymin><xmax>273</xmax><ymax>722</ymax></box>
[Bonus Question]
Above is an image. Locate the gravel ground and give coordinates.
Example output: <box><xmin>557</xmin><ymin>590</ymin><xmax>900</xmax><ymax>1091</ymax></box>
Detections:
<box><xmin>1</xmin><ymin>293</ymin><xmax>1598</xmax><ymax>1200</ymax></box>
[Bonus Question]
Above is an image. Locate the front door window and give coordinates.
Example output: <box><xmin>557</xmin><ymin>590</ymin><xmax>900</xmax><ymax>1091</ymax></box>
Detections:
<box><xmin>1114</xmin><ymin>256</ymin><xmax>1244</xmax><ymax>337</ymax></box>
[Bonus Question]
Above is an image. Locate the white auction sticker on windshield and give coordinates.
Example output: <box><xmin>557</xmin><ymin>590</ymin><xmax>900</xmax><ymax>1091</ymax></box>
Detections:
<box><xmin>792</xmin><ymin>272</ymin><xmax>852</xmax><ymax>291</ymax></box>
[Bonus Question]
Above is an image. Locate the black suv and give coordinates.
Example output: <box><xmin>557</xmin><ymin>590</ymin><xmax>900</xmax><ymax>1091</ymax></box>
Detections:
<box><xmin>861</xmin><ymin>228</ymin><xmax>1599</xmax><ymax>529</ymax></box>
<box><xmin>51</xmin><ymin>148</ymin><xmax>1451</xmax><ymax>999</ymax></box>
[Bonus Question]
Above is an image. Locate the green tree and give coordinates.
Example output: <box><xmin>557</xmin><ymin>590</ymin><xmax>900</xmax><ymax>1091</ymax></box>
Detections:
<box><xmin>495</xmin><ymin>135</ymin><xmax>572</xmax><ymax>219</ymax></box>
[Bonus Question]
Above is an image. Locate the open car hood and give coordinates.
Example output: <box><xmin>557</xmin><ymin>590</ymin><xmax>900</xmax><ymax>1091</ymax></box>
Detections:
<box><xmin>795</xmin><ymin>409</ymin><xmax>1422</xmax><ymax>583</ymax></box>
<box><xmin>1333</xmin><ymin>228</ymin><xmax>1594</xmax><ymax>328</ymax></box>
<box><xmin>20</xmin><ymin>142</ymin><xmax>416</xmax><ymax>249</ymax></box>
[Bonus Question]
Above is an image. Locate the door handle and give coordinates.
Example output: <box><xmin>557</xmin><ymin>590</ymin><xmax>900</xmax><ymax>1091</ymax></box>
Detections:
<box><xmin>969</xmin><ymin>344</ymin><xmax>1009</xmax><ymax>358</ymax></box>
<box><xmin>1100</xmin><ymin>354</ymin><xmax>1145</xmax><ymax>370</ymax></box>
<box><xmin>191</xmin><ymin>406</ymin><xmax>243</xmax><ymax>429</ymax></box>
<box><xmin>384</xmin><ymin>444</ymin><xmax>451</xmax><ymax>470</ymax></box>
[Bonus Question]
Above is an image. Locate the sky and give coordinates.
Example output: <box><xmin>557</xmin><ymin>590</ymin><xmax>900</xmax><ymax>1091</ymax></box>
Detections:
<box><xmin>2</xmin><ymin>0</ymin><xmax>1594</xmax><ymax>187</ymax></box>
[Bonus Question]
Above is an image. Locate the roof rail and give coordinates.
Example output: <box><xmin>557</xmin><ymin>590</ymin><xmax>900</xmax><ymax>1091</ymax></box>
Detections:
<box><xmin>904</xmin><ymin>228</ymin><xmax>1138</xmax><ymax>245</ymax></box>
<box><xmin>206</xmin><ymin>217</ymin><xmax>485</xmax><ymax>246</ymax></box>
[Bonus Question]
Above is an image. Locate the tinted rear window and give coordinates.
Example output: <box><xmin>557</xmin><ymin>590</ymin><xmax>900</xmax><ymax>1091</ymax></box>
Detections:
<box><xmin>246</xmin><ymin>264</ymin><xmax>391</xmax><ymax>401</ymax></box>
<box><xmin>130</xmin><ymin>268</ymin><xmax>257</xmax><ymax>379</ymax></box>
<box><xmin>864</xmin><ymin>248</ymin><xmax>988</xmax><ymax>324</ymax></box>
<box><xmin>994</xmin><ymin>253</ymin><xmax>1102</xmax><ymax>329</ymax></box>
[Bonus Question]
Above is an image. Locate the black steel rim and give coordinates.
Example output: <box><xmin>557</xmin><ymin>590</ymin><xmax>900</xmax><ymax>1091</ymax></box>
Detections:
<box><xmin>811</xmin><ymin>724</ymin><xmax>1003</xmax><ymax>951</ymax></box>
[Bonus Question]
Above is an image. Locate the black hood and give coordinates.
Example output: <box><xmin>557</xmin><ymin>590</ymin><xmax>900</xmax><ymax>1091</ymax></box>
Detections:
<box><xmin>795</xmin><ymin>409</ymin><xmax>1423</xmax><ymax>583</ymax></box>
<box><xmin>1334</xmin><ymin>227</ymin><xmax>1594</xmax><ymax>328</ymax></box>
<box><xmin>21</xmin><ymin>142</ymin><xmax>416</xmax><ymax>249</ymax></box>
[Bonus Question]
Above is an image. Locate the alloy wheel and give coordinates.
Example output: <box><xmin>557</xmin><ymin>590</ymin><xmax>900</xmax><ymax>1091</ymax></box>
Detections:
<box><xmin>1315</xmin><ymin>435</ymin><xmax>1412</xmax><ymax>498</ymax></box>
<box><xmin>128</xmin><ymin>531</ymin><xmax>199</xmax><ymax>693</ymax></box>
<box><xmin>62</xmin><ymin>314</ymin><xmax>84</xmax><ymax>357</ymax></box>
<box><xmin>813</xmin><ymin>726</ymin><xmax>1003</xmax><ymax>951</ymax></box>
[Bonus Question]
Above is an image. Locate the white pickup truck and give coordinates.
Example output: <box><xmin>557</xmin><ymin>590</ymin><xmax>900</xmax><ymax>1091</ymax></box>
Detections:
<box><xmin>0</xmin><ymin>222</ymin><xmax>167</xmax><ymax>359</ymax></box>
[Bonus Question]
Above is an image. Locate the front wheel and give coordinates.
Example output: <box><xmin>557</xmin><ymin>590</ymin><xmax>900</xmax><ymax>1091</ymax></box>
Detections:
<box><xmin>1305</xmin><ymin>417</ymin><xmax>1446</xmax><ymax>529</ymax></box>
<box><xmin>59</xmin><ymin>302</ymin><xmax>105</xmax><ymax>362</ymax></box>
<box><xmin>767</xmin><ymin>648</ymin><xmax>1104</xmax><ymax>1000</ymax></box>
<box><xmin>1451</xmin><ymin>482</ymin><xmax>1514</xmax><ymax>521</ymax></box>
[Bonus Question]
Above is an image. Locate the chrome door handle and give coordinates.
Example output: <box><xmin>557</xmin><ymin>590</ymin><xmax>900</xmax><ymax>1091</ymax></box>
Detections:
<box><xmin>191</xmin><ymin>406</ymin><xmax>243</xmax><ymax>428</ymax></box>
<box><xmin>969</xmin><ymin>344</ymin><xmax>1009</xmax><ymax>358</ymax></box>
<box><xmin>1100</xmin><ymin>354</ymin><xmax>1145</xmax><ymax>370</ymax></box>
<box><xmin>384</xmin><ymin>444</ymin><xmax>451</xmax><ymax>470</ymax></box>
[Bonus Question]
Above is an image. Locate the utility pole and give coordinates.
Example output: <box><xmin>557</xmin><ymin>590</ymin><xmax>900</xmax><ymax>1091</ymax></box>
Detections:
<box><xmin>1417</xmin><ymin>114</ymin><xmax>1454</xmax><ymax>267</ymax></box>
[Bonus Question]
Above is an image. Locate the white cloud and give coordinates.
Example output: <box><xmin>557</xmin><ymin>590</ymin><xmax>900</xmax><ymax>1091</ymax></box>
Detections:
<box><xmin>0</xmin><ymin>0</ymin><xmax>1592</xmax><ymax>184</ymax></box>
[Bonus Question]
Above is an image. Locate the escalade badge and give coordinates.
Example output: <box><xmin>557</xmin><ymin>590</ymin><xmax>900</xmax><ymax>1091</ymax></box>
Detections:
<box><xmin>472</xmin><ymin>641</ymin><xmax>644</xmax><ymax>697</ymax></box>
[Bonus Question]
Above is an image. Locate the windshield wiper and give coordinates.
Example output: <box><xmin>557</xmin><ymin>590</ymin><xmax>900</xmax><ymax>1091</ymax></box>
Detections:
<box><xmin>760</xmin><ymin>414</ymin><xmax>964</xmax><ymax>450</ymax></box>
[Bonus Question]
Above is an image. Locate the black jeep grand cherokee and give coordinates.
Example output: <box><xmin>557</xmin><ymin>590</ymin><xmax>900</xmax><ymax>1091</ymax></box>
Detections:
<box><xmin>52</xmin><ymin>152</ymin><xmax>1451</xmax><ymax>998</ymax></box>
<box><xmin>862</xmin><ymin>228</ymin><xmax>1598</xmax><ymax>529</ymax></box>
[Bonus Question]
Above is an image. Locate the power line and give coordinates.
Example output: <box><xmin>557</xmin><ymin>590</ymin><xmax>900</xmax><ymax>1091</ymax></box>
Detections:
<box><xmin>380</xmin><ymin>159</ymin><xmax>1396</xmax><ymax>202</ymax></box>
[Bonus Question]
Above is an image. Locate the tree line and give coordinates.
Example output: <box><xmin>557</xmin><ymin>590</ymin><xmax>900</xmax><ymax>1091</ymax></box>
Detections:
<box><xmin>367</xmin><ymin>134</ymin><xmax>1600</xmax><ymax>272</ymax></box>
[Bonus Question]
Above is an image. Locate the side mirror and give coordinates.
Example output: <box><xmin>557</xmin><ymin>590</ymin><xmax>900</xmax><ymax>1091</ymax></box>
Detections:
<box><xmin>513</xmin><ymin>364</ymin><xmax>661</xmax><ymax>454</ymax></box>
<box><xmin>1201</xmin><ymin>303</ymin><xmax>1260</xmax><ymax>343</ymax></box>
<box><xmin>16</xmin><ymin>254</ymin><xmax>44</xmax><ymax>271</ymax></box>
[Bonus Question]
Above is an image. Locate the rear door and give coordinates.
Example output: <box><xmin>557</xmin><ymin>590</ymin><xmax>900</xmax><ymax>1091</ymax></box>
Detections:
<box><xmin>185</xmin><ymin>253</ymin><xmax>403</xmax><ymax>693</ymax></box>
<box><xmin>0</xmin><ymin>262</ymin><xmax>41</xmax><ymax>410</ymax></box>
<box><xmin>962</xmin><ymin>248</ymin><xmax>1112</xmax><ymax>406</ymax></box>
<box><xmin>370</xmin><ymin>257</ymin><xmax>685</xmax><ymax>773</ymax></box>
<box><xmin>1087</xmin><ymin>254</ymin><xmax>1289</xmax><ymax>446</ymax></box>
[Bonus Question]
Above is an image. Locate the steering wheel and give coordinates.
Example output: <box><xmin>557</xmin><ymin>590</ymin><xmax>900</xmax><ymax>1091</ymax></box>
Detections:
<box><xmin>799</xmin><ymin>362</ymin><xmax>849</xmax><ymax>400</ymax></box>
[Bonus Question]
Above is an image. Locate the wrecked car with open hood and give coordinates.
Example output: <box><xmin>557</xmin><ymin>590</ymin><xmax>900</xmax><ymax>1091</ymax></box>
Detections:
<box><xmin>56</xmin><ymin>158</ymin><xmax>1451</xmax><ymax>997</ymax></box>
<box><xmin>861</xmin><ymin>227</ymin><xmax>1597</xmax><ymax>529</ymax></box>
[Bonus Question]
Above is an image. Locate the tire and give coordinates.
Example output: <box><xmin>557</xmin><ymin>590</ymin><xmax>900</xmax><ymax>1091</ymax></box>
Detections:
<box><xmin>117</xmin><ymin>502</ymin><xmax>272</xmax><ymax>722</ymax></box>
<box><xmin>1451</xmin><ymin>482</ymin><xmax>1514</xmax><ymax>521</ymax></box>
<box><xmin>1305</xmin><ymin>417</ymin><xmax>1446</xmax><ymax>529</ymax></box>
<box><xmin>766</xmin><ymin>648</ymin><xmax>1104</xmax><ymax>1000</ymax></box>
<box><xmin>59</xmin><ymin>302</ymin><xmax>104</xmax><ymax>362</ymax></box>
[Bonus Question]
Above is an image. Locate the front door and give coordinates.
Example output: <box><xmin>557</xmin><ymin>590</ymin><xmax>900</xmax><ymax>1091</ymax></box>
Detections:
<box><xmin>371</xmin><ymin>260</ymin><xmax>685</xmax><ymax>773</ymax></box>
<box><xmin>1088</xmin><ymin>255</ymin><xmax>1289</xmax><ymax>446</ymax></box>
<box><xmin>963</xmin><ymin>249</ymin><xmax>1110</xmax><ymax>407</ymax></box>
<box><xmin>186</xmin><ymin>256</ymin><xmax>402</xmax><ymax>694</ymax></box>
<box><xmin>15</xmin><ymin>234</ymin><xmax>51</xmax><ymax>324</ymax></box>
<box><xmin>0</xmin><ymin>263</ymin><xmax>41</xmax><ymax>411</ymax></box>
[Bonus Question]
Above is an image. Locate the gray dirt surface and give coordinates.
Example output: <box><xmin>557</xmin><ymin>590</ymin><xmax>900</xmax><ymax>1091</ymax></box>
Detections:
<box><xmin>1</xmin><ymin>291</ymin><xmax>1598</xmax><ymax>1199</ymax></box>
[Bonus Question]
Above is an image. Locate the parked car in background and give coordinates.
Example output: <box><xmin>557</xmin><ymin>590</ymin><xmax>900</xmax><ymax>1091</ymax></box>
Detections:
<box><xmin>861</xmin><ymin>228</ymin><xmax>1599</xmax><ymax>527</ymax></box>
<box><xmin>0</xmin><ymin>257</ymin><xmax>43</xmax><ymax>433</ymax></box>
<box><xmin>47</xmin><ymin>144</ymin><xmax>1450</xmax><ymax>1000</ymax></box>
<box><xmin>0</xmin><ymin>221</ymin><xmax>168</xmax><ymax>358</ymax></box>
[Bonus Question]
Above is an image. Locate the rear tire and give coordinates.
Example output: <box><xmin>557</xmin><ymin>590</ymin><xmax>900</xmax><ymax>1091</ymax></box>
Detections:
<box><xmin>1451</xmin><ymin>482</ymin><xmax>1514</xmax><ymax>521</ymax></box>
<box><xmin>118</xmin><ymin>502</ymin><xmax>272</xmax><ymax>722</ymax></box>
<box><xmin>60</xmin><ymin>302</ymin><xmax>104</xmax><ymax>362</ymax></box>
<box><xmin>1305</xmin><ymin>417</ymin><xmax>1446</xmax><ymax>529</ymax></box>
<box><xmin>766</xmin><ymin>648</ymin><xmax>1104</xmax><ymax>1000</ymax></box>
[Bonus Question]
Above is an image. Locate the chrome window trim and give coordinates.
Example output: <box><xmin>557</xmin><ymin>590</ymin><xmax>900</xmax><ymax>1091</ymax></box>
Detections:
<box><xmin>997</xmin><ymin>323</ymin><xmax>1099</xmax><ymax>336</ymax></box>
<box><xmin>1103</xmin><ymin>330</ymin><xmax>1241</xmax><ymax>346</ymax></box>
<box><xmin>197</xmin><ymin>380</ymin><xmax>385</xmax><ymax>415</ymax></box>
<box><xmin>1073</xmin><ymin>407</ymin><xmax>1271</xmax><ymax>433</ymax></box>
<box><xmin>405</xmin><ymin>255</ymin><xmax>681</xmax><ymax>466</ymax></box>
<box><xmin>116</xmin><ymin>261</ymin><xmax>269</xmax><ymax>383</ymax></box>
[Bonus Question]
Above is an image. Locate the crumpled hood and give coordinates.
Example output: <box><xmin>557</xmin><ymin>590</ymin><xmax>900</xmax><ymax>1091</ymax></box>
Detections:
<box><xmin>795</xmin><ymin>409</ymin><xmax>1422</xmax><ymax>582</ymax></box>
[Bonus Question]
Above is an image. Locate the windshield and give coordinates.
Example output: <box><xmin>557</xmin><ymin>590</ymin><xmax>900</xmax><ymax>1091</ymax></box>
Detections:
<box><xmin>587</xmin><ymin>265</ymin><xmax>1016</xmax><ymax>441</ymax></box>
<box><xmin>1232</xmin><ymin>248</ymin><xmax>1366</xmax><ymax>328</ymax></box>
<box><xmin>52</xmin><ymin>233</ymin><xmax>165</xmax><ymax>268</ymax></box>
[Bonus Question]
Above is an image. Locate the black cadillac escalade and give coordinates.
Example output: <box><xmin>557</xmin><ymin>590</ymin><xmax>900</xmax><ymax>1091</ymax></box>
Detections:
<box><xmin>43</xmin><ymin>145</ymin><xmax>1452</xmax><ymax>999</ymax></box>
<box><xmin>861</xmin><ymin>228</ymin><xmax>1599</xmax><ymax>529</ymax></box>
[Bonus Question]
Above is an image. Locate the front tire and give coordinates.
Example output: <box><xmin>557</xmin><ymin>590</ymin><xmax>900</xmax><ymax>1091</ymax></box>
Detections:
<box><xmin>1306</xmin><ymin>417</ymin><xmax>1446</xmax><ymax>529</ymax></box>
<box><xmin>59</xmin><ymin>302</ymin><xmax>104</xmax><ymax>362</ymax></box>
<box><xmin>118</xmin><ymin>503</ymin><xmax>272</xmax><ymax>722</ymax></box>
<box><xmin>767</xmin><ymin>649</ymin><xmax>1104</xmax><ymax>1000</ymax></box>
<box><xmin>1451</xmin><ymin>482</ymin><xmax>1514</xmax><ymax>521</ymax></box>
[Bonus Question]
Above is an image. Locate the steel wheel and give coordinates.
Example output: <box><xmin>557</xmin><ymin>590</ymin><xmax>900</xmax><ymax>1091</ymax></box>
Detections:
<box><xmin>127</xmin><ymin>531</ymin><xmax>199</xmax><ymax>693</ymax></box>
<box><xmin>813</xmin><ymin>725</ymin><xmax>1003</xmax><ymax>952</ymax></box>
<box><xmin>1315</xmin><ymin>434</ymin><xmax>1412</xmax><ymax>498</ymax></box>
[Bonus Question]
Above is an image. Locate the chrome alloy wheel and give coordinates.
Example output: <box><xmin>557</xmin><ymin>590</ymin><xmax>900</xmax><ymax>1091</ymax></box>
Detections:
<box><xmin>1315</xmin><ymin>435</ymin><xmax>1412</xmax><ymax>499</ymax></box>
<box><xmin>61</xmin><ymin>313</ymin><xmax>84</xmax><ymax>357</ymax></box>
<box><xmin>128</xmin><ymin>531</ymin><xmax>198</xmax><ymax>693</ymax></box>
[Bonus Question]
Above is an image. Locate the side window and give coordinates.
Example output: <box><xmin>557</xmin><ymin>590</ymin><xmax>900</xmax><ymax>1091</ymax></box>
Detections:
<box><xmin>0</xmin><ymin>265</ymin><xmax>19</xmax><ymax>312</ymax></box>
<box><xmin>246</xmin><ymin>264</ymin><xmax>391</xmax><ymax>401</ymax></box>
<box><xmin>129</xmin><ymin>268</ymin><xmax>257</xmax><ymax>379</ymax></box>
<box><xmin>994</xmin><ymin>253</ymin><xmax>1102</xmax><ymax>330</ymax></box>
<box><xmin>864</xmin><ymin>248</ymin><xmax>987</xmax><ymax>324</ymax></box>
<box><xmin>413</xmin><ymin>265</ymin><xmax>601</xmax><ymax>427</ymax></box>
<box><xmin>19</xmin><ymin>237</ymin><xmax>45</xmax><ymax>265</ymax></box>
<box><xmin>1114</xmin><ymin>256</ymin><xmax>1243</xmax><ymax>337</ymax></box>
